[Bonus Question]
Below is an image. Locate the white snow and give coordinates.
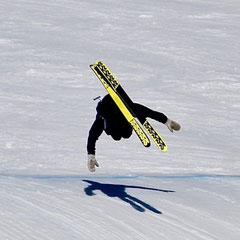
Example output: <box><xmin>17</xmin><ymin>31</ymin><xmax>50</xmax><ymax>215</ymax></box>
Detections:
<box><xmin>0</xmin><ymin>0</ymin><xmax>240</xmax><ymax>239</ymax></box>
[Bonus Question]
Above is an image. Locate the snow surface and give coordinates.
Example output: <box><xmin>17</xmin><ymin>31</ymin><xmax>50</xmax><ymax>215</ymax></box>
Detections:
<box><xmin>1</xmin><ymin>0</ymin><xmax>240</xmax><ymax>239</ymax></box>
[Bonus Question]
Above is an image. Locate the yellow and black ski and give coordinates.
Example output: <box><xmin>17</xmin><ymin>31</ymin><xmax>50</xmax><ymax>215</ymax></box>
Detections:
<box><xmin>90</xmin><ymin>64</ymin><xmax>150</xmax><ymax>148</ymax></box>
<box><xmin>90</xmin><ymin>61</ymin><xmax>167</xmax><ymax>152</ymax></box>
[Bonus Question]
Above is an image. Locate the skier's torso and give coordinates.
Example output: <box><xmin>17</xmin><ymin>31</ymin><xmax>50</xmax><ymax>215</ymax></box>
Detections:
<box><xmin>96</xmin><ymin>94</ymin><xmax>132</xmax><ymax>140</ymax></box>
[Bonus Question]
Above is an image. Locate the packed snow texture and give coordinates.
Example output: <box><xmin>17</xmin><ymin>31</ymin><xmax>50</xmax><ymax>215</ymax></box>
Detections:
<box><xmin>0</xmin><ymin>0</ymin><xmax>240</xmax><ymax>239</ymax></box>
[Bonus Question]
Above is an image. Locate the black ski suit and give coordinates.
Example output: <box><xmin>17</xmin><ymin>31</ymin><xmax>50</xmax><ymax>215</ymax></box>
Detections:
<box><xmin>87</xmin><ymin>94</ymin><xmax>168</xmax><ymax>154</ymax></box>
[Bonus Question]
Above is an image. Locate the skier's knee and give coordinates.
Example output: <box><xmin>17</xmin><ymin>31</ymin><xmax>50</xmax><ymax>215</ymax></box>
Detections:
<box><xmin>122</xmin><ymin>131</ymin><xmax>132</xmax><ymax>139</ymax></box>
<box><xmin>112</xmin><ymin>134</ymin><xmax>121</xmax><ymax>141</ymax></box>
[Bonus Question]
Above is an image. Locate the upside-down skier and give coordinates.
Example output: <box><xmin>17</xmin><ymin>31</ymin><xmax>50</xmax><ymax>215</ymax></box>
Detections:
<box><xmin>87</xmin><ymin>94</ymin><xmax>181</xmax><ymax>172</ymax></box>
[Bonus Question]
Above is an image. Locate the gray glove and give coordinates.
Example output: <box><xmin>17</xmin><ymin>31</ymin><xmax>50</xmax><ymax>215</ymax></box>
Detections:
<box><xmin>165</xmin><ymin>119</ymin><xmax>181</xmax><ymax>132</ymax></box>
<box><xmin>87</xmin><ymin>154</ymin><xmax>99</xmax><ymax>172</ymax></box>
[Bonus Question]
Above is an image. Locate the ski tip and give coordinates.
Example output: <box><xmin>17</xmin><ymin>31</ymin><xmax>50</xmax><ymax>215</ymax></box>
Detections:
<box><xmin>145</xmin><ymin>142</ymin><xmax>151</xmax><ymax>147</ymax></box>
<box><xmin>161</xmin><ymin>145</ymin><xmax>168</xmax><ymax>152</ymax></box>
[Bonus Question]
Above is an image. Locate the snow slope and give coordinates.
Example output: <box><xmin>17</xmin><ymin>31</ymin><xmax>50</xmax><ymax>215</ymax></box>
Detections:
<box><xmin>0</xmin><ymin>0</ymin><xmax>240</xmax><ymax>239</ymax></box>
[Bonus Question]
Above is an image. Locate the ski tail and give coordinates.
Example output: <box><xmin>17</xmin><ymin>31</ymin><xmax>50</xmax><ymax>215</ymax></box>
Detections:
<box><xmin>143</xmin><ymin>120</ymin><xmax>167</xmax><ymax>152</ymax></box>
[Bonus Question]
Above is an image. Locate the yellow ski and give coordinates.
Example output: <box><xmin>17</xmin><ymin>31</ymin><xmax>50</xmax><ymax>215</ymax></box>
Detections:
<box><xmin>90</xmin><ymin>61</ymin><xmax>167</xmax><ymax>152</ymax></box>
<box><xmin>90</xmin><ymin>64</ymin><xmax>150</xmax><ymax>147</ymax></box>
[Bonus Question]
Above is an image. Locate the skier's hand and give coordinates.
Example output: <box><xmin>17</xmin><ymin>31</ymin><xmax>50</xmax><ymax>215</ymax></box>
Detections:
<box><xmin>87</xmin><ymin>154</ymin><xmax>99</xmax><ymax>172</ymax></box>
<box><xmin>165</xmin><ymin>119</ymin><xmax>181</xmax><ymax>132</ymax></box>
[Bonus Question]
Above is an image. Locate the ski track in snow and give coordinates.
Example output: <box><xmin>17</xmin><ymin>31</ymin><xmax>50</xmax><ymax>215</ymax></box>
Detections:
<box><xmin>1</xmin><ymin>0</ymin><xmax>240</xmax><ymax>239</ymax></box>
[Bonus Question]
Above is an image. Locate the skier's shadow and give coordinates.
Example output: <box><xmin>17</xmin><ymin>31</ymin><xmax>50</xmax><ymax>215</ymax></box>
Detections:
<box><xmin>83</xmin><ymin>180</ymin><xmax>174</xmax><ymax>214</ymax></box>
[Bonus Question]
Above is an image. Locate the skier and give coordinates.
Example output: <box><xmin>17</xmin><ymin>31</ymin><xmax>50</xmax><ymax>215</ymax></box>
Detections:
<box><xmin>87</xmin><ymin>94</ymin><xmax>181</xmax><ymax>172</ymax></box>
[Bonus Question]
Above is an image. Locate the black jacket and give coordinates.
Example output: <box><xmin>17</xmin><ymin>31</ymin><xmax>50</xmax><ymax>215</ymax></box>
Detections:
<box><xmin>87</xmin><ymin>95</ymin><xmax>167</xmax><ymax>154</ymax></box>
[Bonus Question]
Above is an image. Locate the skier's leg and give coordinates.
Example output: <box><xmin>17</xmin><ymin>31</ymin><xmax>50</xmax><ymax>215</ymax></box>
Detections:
<box><xmin>121</xmin><ymin>123</ymin><xmax>133</xmax><ymax>139</ymax></box>
<box><xmin>107</xmin><ymin>119</ymin><xmax>132</xmax><ymax>140</ymax></box>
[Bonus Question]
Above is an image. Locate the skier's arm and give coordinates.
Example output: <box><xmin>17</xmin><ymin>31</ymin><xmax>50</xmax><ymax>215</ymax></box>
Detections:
<box><xmin>133</xmin><ymin>103</ymin><xmax>180</xmax><ymax>132</ymax></box>
<box><xmin>87</xmin><ymin>115</ymin><xmax>104</xmax><ymax>155</ymax></box>
<box><xmin>133</xmin><ymin>103</ymin><xmax>168</xmax><ymax>123</ymax></box>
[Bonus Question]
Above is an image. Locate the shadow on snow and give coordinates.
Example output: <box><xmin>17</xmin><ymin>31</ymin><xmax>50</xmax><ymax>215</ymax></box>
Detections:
<box><xmin>83</xmin><ymin>180</ymin><xmax>174</xmax><ymax>214</ymax></box>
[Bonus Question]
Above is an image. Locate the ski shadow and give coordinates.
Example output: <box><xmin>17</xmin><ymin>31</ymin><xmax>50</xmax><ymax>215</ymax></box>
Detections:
<box><xmin>83</xmin><ymin>180</ymin><xmax>174</xmax><ymax>214</ymax></box>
